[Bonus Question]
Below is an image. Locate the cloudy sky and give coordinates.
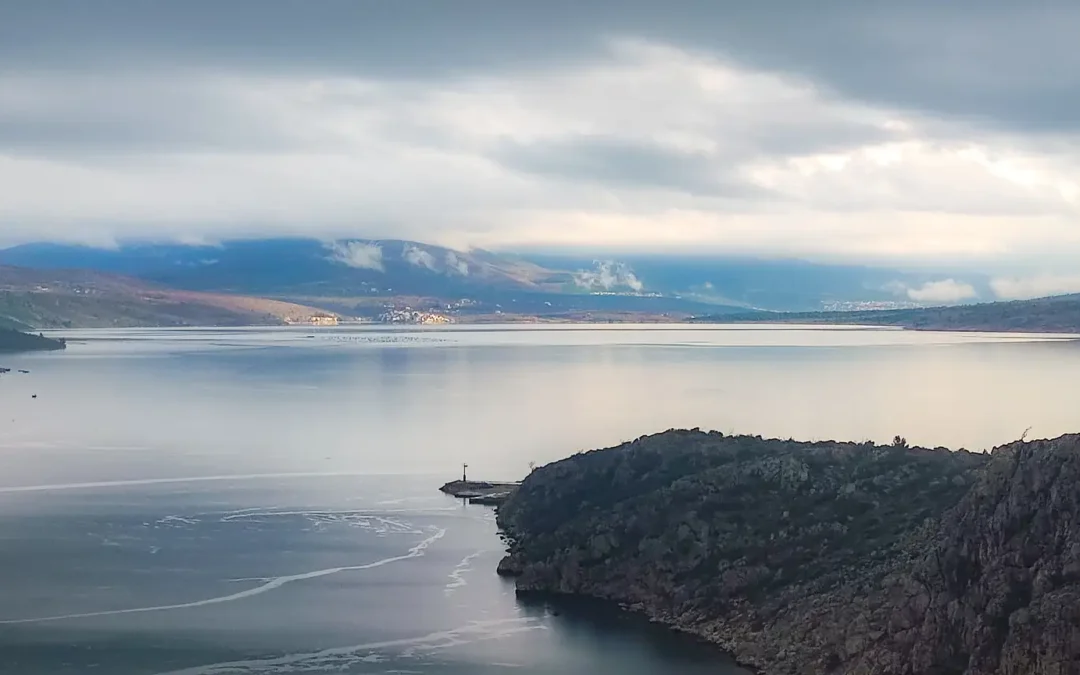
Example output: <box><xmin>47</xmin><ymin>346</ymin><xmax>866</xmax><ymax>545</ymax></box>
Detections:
<box><xmin>1</xmin><ymin>1</ymin><xmax>1078</xmax><ymax>284</ymax></box>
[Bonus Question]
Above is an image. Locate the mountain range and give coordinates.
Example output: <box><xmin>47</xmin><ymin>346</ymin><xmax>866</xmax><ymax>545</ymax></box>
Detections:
<box><xmin>0</xmin><ymin>238</ymin><xmax>987</xmax><ymax>327</ymax></box>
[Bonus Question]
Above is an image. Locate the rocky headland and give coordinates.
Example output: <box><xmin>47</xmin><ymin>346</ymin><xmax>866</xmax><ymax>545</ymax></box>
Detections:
<box><xmin>496</xmin><ymin>430</ymin><xmax>1080</xmax><ymax>675</ymax></box>
<box><xmin>439</xmin><ymin>479</ymin><xmax>520</xmax><ymax>505</ymax></box>
<box><xmin>0</xmin><ymin>328</ymin><xmax>66</xmax><ymax>353</ymax></box>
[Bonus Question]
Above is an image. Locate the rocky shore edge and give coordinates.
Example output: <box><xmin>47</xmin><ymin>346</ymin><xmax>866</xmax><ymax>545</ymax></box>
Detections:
<box><xmin>495</xmin><ymin>430</ymin><xmax>1080</xmax><ymax>675</ymax></box>
<box><xmin>438</xmin><ymin>479</ymin><xmax>520</xmax><ymax>506</ymax></box>
<box><xmin>0</xmin><ymin>328</ymin><xmax>66</xmax><ymax>353</ymax></box>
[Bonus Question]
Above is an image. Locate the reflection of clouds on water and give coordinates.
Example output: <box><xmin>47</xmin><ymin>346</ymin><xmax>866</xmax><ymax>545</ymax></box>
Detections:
<box><xmin>152</xmin><ymin>618</ymin><xmax>542</xmax><ymax>675</ymax></box>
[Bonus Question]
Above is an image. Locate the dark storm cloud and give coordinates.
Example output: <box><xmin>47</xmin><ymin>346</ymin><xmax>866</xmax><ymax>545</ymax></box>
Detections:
<box><xmin>2</xmin><ymin>1</ymin><xmax>1078</xmax><ymax>133</ymax></box>
<box><xmin>0</xmin><ymin>1</ymin><xmax>608</xmax><ymax>77</ymax></box>
<box><xmin>0</xmin><ymin>76</ymin><xmax>292</xmax><ymax>155</ymax></box>
<box><xmin>492</xmin><ymin>136</ymin><xmax>763</xmax><ymax>197</ymax></box>
<box><xmin>0</xmin><ymin>0</ymin><xmax>1077</xmax><ymax>271</ymax></box>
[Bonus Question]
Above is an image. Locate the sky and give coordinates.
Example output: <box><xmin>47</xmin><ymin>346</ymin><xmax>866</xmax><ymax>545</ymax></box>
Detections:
<box><xmin>1</xmin><ymin>1</ymin><xmax>1079</xmax><ymax>293</ymax></box>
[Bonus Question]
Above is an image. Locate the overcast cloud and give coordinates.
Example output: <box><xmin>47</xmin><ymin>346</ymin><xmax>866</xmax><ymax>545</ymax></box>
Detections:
<box><xmin>1</xmin><ymin>0</ymin><xmax>1078</xmax><ymax>275</ymax></box>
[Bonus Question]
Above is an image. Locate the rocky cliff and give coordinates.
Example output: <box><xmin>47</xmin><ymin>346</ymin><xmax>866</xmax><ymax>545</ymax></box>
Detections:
<box><xmin>496</xmin><ymin>430</ymin><xmax>1080</xmax><ymax>675</ymax></box>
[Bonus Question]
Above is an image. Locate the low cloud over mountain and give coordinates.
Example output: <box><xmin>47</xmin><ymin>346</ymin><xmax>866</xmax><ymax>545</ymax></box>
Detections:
<box><xmin>1</xmin><ymin>2</ymin><xmax>1078</xmax><ymax>277</ymax></box>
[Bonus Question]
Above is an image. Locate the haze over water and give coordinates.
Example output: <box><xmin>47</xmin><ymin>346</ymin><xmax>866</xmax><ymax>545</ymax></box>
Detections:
<box><xmin>2</xmin><ymin>325</ymin><xmax>1079</xmax><ymax>674</ymax></box>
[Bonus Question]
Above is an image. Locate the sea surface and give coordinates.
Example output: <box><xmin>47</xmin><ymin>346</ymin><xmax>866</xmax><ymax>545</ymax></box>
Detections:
<box><xmin>2</xmin><ymin>324</ymin><xmax>1080</xmax><ymax>674</ymax></box>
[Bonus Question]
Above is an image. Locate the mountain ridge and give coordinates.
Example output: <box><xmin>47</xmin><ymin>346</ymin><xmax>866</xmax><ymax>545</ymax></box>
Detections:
<box><xmin>0</xmin><ymin>265</ymin><xmax>340</xmax><ymax>329</ymax></box>
<box><xmin>693</xmin><ymin>294</ymin><xmax>1080</xmax><ymax>333</ymax></box>
<box><xmin>0</xmin><ymin>237</ymin><xmax>977</xmax><ymax>313</ymax></box>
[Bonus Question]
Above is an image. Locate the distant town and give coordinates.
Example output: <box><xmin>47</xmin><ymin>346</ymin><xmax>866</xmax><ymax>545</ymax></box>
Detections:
<box><xmin>286</xmin><ymin>308</ymin><xmax>454</xmax><ymax>326</ymax></box>
<box><xmin>377</xmin><ymin>309</ymin><xmax>454</xmax><ymax>325</ymax></box>
<box><xmin>820</xmin><ymin>300</ymin><xmax>924</xmax><ymax>312</ymax></box>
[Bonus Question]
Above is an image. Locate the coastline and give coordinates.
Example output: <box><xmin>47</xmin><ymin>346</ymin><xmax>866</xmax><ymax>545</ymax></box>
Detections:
<box><xmin>0</xmin><ymin>328</ymin><xmax>66</xmax><ymax>354</ymax></box>
<box><xmin>436</xmin><ymin>475</ymin><xmax>754</xmax><ymax>672</ymax></box>
<box><xmin>690</xmin><ymin>319</ymin><xmax>1080</xmax><ymax>335</ymax></box>
<box><xmin>494</xmin><ymin>430</ymin><xmax>1080</xmax><ymax>675</ymax></box>
<box><xmin>23</xmin><ymin>313</ymin><xmax>1080</xmax><ymax>336</ymax></box>
<box><xmin>438</xmin><ymin>479</ymin><xmax>520</xmax><ymax>506</ymax></box>
<box><xmin>515</xmin><ymin>591</ymin><xmax>756</xmax><ymax>674</ymax></box>
<box><xmin>25</xmin><ymin>317</ymin><xmax>1080</xmax><ymax>336</ymax></box>
<box><xmin>510</xmin><ymin>588</ymin><xmax>769</xmax><ymax>675</ymax></box>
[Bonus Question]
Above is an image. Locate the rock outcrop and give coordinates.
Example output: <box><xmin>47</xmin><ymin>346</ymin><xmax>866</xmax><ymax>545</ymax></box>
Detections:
<box><xmin>496</xmin><ymin>430</ymin><xmax>1080</xmax><ymax>675</ymax></box>
<box><xmin>0</xmin><ymin>328</ymin><xmax>65</xmax><ymax>353</ymax></box>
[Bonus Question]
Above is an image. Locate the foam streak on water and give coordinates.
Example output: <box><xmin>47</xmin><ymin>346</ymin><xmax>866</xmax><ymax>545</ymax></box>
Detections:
<box><xmin>445</xmin><ymin>550</ymin><xmax>486</xmax><ymax>595</ymax></box>
<box><xmin>0</xmin><ymin>528</ymin><xmax>446</xmax><ymax>625</ymax></box>
<box><xmin>151</xmin><ymin>618</ymin><xmax>543</xmax><ymax>675</ymax></box>
<box><xmin>0</xmin><ymin>471</ymin><xmax>375</xmax><ymax>494</ymax></box>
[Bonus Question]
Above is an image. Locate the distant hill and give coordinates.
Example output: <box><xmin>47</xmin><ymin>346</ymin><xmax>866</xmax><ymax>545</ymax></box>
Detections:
<box><xmin>0</xmin><ymin>266</ymin><xmax>340</xmax><ymax>329</ymax></box>
<box><xmin>0</xmin><ymin>239</ymin><xmax>575</xmax><ymax>296</ymax></box>
<box><xmin>0</xmin><ymin>237</ymin><xmax>990</xmax><ymax>318</ymax></box>
<box><xmin>693</xmin><ymin>293</ymin><xmax>1080</xmax><ymax>333</ymax></box>
<box><xmin>518</xmin><ymin>252</ymin><xmax>970</xmax><ymax>311</ymax></box>
<box><xmin>0</xmin><ymin>239</ymin><xmax>749</xmax><ymax>318</ymax></box>
<box><xmin>0</xmin><ymin>328</ymin><xmax>66</xmax><ymax>353</ymax></box>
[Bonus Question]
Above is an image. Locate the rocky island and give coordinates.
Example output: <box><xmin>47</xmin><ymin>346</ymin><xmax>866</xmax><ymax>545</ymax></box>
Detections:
<box><xmin>496</xmin><ymin>430</ymin><xmax>1080</xmax><ymax>675</ymax></box>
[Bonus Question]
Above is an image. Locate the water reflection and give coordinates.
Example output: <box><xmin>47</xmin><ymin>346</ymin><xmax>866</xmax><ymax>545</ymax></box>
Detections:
<box><xmin>3</xmin><ymin>326</ymin><xmax>1080</xmax><ymax>674</ymax></box>
<box><xmin>515</xmin><ymin>594</ymin><xmax>746</xmax><ymax>673</ymax></box>
<box><xmin>0</xmin><ymin>476</ymin><xmax>748</xmax><ymax>674</ymax></box>
<box><xmin>5</xmin><ymin>327</ymin><xmax>1080</xmax><ymax>489</ymax></box>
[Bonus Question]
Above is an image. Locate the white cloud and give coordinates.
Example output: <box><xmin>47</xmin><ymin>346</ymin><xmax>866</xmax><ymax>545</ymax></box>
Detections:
<box><xmin>445</xmin><ymin>251</ymin><xmax>469</xmax><ymax>276</ymax></box>
<box><xmin>0</xmin><ymin>38</ymin><xmax>1079</xmax><ymax>271</ymax></box>
<box><xmin>882</xmin><ymin>280</ymin><xmax>910</xmax><ymax>297</ymax></box>
<box><xmin>574</xmin><ymin>260</ymin><xmax>644</xmax><ymax>292</ymax></box>
<box><xmin>403</xmin><ymin>244</ymin><xmax>438</xmax><ymax>271</ymax></box>
<box><xmin>990</xmin><ymin>275</ymin><xmax>1080</xmax><ymax>300</ymax></box>
<box><xmin>905</xmin><ymin>279</ymin><xmax>978</xmax><ymax>303</ymax></box>
<box><xmin>326</xmin><ymin>241</ymin><xmax>384</xmax><ymax>270</ymax></box>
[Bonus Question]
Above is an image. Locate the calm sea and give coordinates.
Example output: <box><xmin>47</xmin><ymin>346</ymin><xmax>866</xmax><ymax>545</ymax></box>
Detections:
<box><xmin>2</xmin><ymin>325</ymin><xmax>1079</xmax><ymax>674</ymax></box>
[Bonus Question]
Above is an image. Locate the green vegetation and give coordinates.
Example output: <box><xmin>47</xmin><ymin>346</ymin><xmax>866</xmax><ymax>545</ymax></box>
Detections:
<box><xmin>0</xmin><ymin>328</ymin><xmax>66</xmax><ymax>353</ymax></box>
<box><xmin>498</xmin><ymin>431</ymin><xmax>983</xmax><ymax>590</ymax></box>
<box><xmin>693</xmin><ymin>293</ymin><xmax>1080</xmax><ymax>333</ymax></box>
<box><xmin>497</xmin><ymin>430</ymin><xmax>1080</xmax><ymax>674</ymax></box>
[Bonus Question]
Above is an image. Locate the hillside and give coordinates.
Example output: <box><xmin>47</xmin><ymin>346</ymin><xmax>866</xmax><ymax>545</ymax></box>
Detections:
<box><xmin>0</xmin><ymin>239</ymin><xmax>604</xmax><ymax>298</ymax></box>
<box><xmin>0</xmin><ymin>238</ymin><xmax>955</xmax><ymax>315</ymax></box>
<box><xmin>0</xmin><ymin>239</ymin><xmax>739</xmax><ymax>319</ymax></box>
<box><xmin>0</xmin><ymin>266</ymin><xmax>338</xmax><ymax>329</ymax></box>
<box><xmin>521</xmin><ymin>252</ymin><xmax>968</xmax><ymax>312</ymax></box>
<box><xmin>693</xmin><ymin>293</ymin><xmax>1080</xmax><ymax>333</ymax></box>
<box><xmin>497</xmin><ymin>430</ymin><xmax>1080</xmax><ymax>675</ymax></box>
<box><xmin>0</xmin><ymin>328</ymin><xmax>66</xmax><ymax>353</ymax></box>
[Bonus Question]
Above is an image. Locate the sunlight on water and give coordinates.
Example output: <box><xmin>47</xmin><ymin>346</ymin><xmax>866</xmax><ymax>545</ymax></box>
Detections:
<box><xmin>2</xmin><ymin>325</ymin><xmax>1078</xmax><ymax>673</ymax></box>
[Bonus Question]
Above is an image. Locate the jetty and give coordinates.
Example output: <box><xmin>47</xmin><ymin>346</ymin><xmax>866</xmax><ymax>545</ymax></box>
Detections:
<box><xmin>439</xmin><ymin>464</ymin><xmax>520</xmax><ymax>506</ymax></box>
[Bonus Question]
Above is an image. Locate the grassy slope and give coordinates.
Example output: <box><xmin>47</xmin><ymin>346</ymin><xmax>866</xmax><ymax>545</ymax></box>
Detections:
<box><xmin>692</xmin><ymin>293</ymin><xmax>1080</xmax><ymax>333</ymax></box>
<box><xmin>0</xmin><ymin>266</ymin><xmax>338</xmax><ymax>329</ymax></box>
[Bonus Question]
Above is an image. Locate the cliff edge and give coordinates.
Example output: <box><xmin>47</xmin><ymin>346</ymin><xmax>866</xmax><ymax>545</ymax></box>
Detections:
<box><xmin>496</xmin><ymin>430</ymin><xmax>1080</xmax><ymax>675</ymax></box>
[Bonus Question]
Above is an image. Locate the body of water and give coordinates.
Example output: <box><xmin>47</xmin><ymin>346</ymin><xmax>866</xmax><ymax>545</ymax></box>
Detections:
<box><xmin>2</xmin><ymin>325</ymin><xmax>1079</xmax><ymax>674</ymax></box>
